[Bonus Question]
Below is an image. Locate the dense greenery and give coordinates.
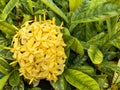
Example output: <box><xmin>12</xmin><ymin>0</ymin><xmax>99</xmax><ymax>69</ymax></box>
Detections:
<box><xmin>0</xmin><ymin>0</ymin><xmax>120</xmax><ymax>90</ymax></box>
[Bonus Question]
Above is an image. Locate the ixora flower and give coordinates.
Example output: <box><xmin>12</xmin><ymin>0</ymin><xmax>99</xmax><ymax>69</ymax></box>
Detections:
<box><xmin>10</xmin><ymin>16</ymin><xmax>67</xmax><ymax>84</ymax></box>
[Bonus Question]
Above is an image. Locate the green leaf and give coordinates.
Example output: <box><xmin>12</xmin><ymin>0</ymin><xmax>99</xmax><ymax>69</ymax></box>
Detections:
<box><xmin>110</xmin><ymin>21</ymin><xmax>120</xmax><ymax>49</ymax></box>
<box><xmin>70</xmin><ymin>65</ymin><xmax>95</xmax><ymax>76</ymax></box>
<box><xmin>50</xmin><ymin>75</ymin><xmax>67</xmax><ymax>90</ymax></box>
<box><xmin>71</xmin><ymin>38</ymin><xmax>84</xmax><ymax>56</ymax></box>
<box><xmin>20</xmin><ymin>0</ymin><xmax>33</xmax><ymax>14</ymax></box>
<box><xmin>70</xmin><ymin>0</ymin><xmax>120</xmax><ymax>32</ymax></box>
<box><xmin>110</xmin><ymin>36</ymin><xmax>120</xmax><ymax>49</ymax></box>
<box><xmin>64</xmin><ymin>69</ymin><xmax>100</xmax><ymax>90</ymax></box>
<box><xmin>0</xmin><ymin>57</ymin><xmax>11</xmax><ymax>70</ymax></box>
<box><xmin>31</xmin><ymin>87</ymin><xmax>41</xmax><ymax>90</ymax></box>
<box><xmin>87</xmin><ymin>32</ymin><xmax>105</xmax><ymax>47</ymax></box>
<box><xmin>41</xmin><ymin>0</ymin><xmax>68</xmax><ymax>23</ymax></box>
<box><xmin>9</xmin><ymin>70</ymin><xmax>20</xmax><ymax>87</ymax></box>
<box><xmin>0</xmin><ymin>21</ymin><xmax>17</xmax><ymax>38</ymax></box>
<box><xmin>88</xmin><ymin>45</ymin><xmax>103</xmax><ymax>64</ymax></box>
<box><xmin>0</xmin><ymin>65</ymin><xmax>8</xmax><ymax>74</ymax></box>
<box><xmin>0</xmin><ymin>0</ymin><xmax>19</xmax><ymax>21</ymax></box>
<box><xmin>69</xmin><ymin>0</ymin><xmax>82</xmax><ymax>11</ymax></box>
<box><xmin>63</xmin><ymin>34</ymin><xmax>84</xmax><ymax>56</ymax></box>
<box><xmin>0</xmin><ymin>49</ymin><xmax>14</xmax><ymax>61</ymax></box>
<box><xmin>0</xmin><ymin>73</ymin><xmax>10</xmax><ymax>90</ymax></box>
<box><xmin>71</xmin><ymin>0</ymin><xmax>120</xmax><ymax>23</ymax></box>
<box><xmin>11</xmin><ymin>80</ymin><xmax>24</xmax><ymax>90</ymax></box>
<box><xmin>102</xmin><ymin>61</ymin><xmax>120</xmax><ymax>74</ymax></box>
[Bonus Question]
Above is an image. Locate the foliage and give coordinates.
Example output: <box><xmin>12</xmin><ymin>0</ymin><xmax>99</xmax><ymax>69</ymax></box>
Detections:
<box><xmin>0</xmin><ymin>0</ymin><xmax>120</xmax><ymax>90</ymax></box>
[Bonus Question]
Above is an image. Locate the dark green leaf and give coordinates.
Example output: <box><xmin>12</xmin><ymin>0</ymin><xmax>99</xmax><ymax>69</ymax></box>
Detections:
<box><xmin>64</xmin><ymin>69</ymin><xmax>100</xmax><ymax>90</ymax></box>
<box><xmin>0</xmin><ymin>49</ymin><xmax>14</xmax><ymax>60</ymax></box>
<box><xmin>50</xmin><ymin>75</ymin><xmax>67</xmax><ymax>90</ymax></box>
<box><xmin>0</xmin><ymin>0</ymin><xmax>19</xmax><ymax>21</ymax></box>
<box><xmin>0</xmin><ymin>21</ymin><xmax>17</xmax><ymax>38</ymax></box>
<box><xmin>0</xmin><ymin>57</ymin><xmax>11</xmax><ymax>70</ymax></box>
<box><xmin>72</xmin><ymin>0</ymin><xmax>120</xmax><ymax>24</ymax></box>
<box><xmin>31</xmin><ymin>87</ymin><xmax>41</xmax><ymax>90</ymax></box>
<box><xmin>20</xmin><ymin>0</ymin><xmax>33</xmax><ymax>14</ymax></box>
<box><xmin>41</xmin><ymin>0</ymin><xmax>68</xmax><ymax>22</ymax></box>
<box><xmin>9</xmin><ymin>70</ymin><xmax>20</xmax><ymax>87</ymax></box>
<box><xmin>102</xmin><ymin>61</ymin><xmax>120</xmax><ymax>74</ymax></box>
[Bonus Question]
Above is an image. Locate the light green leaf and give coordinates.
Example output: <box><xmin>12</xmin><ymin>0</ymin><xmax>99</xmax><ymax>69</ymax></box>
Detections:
<box><xmin>88</xmin><ymin>45</ymin><xmax>103</xmax><ymax>64</ymax></box>
<box><xmin>50</xmin><ymin>75</ymin><xmax>67</xmax><ymax>90</ymax></box>
<box><xmin>41</xmin><ymin>0</ymin><xmax>68</xmax><ymax>23</ymax></box>
<box><xmin>0</xmin><ymin>21</ymin><xmax>17</xmax><ymax>38</ymax></box>
<box><xmin>0</xmin><ymin>0</ymin><xmax>19</xmax><ymax>21</ymax></box>
<box><xmin>69</xmin><ymin>0</ymin><xmax>82</xmax><ymax>11</ymax></box>
<box><xmin>0</xmin><ymin>73</ymin><xmax>10</xmax><ymax>90</ymax></box>
<box><xmin>64</xmin><ymin>69</ymin><xmax>100</xmax><ymax>90</ymax></box>
<box><xmin>9</xmin><ymin>70</ymin><xmax>20</xmax><ymax>87</ymax></box>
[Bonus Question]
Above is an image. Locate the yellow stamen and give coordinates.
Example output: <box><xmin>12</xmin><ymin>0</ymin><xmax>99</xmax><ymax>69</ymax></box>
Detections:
<box><xmin>34</xmin><ymin>16</ymin><xmax>37</xmax><ymax>22</ymax></box>
<box><xmin>39</xmin><ymin>15</ymin><xmax>42</xmax><ymax>23</ymax></box>
<box><xmin>52</xmin><ymin>17</ymin><xmax>55</xmax><ymax>24</ymax></box>
<box><xmin>60</xmin><ymin>22</ymin><xmax>63</xmax><ymax>27</ymax></box>
<box><xmin>43</xmin><ymin>14</ymin><xmax>46</xmax><ymax>21</ymax></box>
<box><xmin>9</xmin><ymin>61</ymin><xmax>18</xmax><ymax>65</ymax></box>
<box><xmin>29</xmin><ymin>78</ymin><xmax>34</xmax><ymax>85</ymax></box>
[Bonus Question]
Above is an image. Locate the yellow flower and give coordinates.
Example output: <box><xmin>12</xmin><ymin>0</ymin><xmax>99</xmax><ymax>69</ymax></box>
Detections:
<box><xmin>10</xmin><ymin>16</ymin><xmax>67</xmax><ymax>84</ymax></box>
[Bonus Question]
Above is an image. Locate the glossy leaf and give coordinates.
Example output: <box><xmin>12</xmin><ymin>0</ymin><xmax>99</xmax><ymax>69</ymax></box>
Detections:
<box><xmin>64</xmin><ymin>69</ymin><xmax>100</xmax><ymax>90</ymax></box>
<box><xmin>71</xmin><ymin>38</ymin><xmax>84</xmax><ymax>56</ymax></box>
<box><xmin>41</xmin><ymin>0</ymin><xmax>68</xmax><ymax>22</ymax></box>
<box><xmin>71</xmin><ymin>65</ymin><xmax>95</xmax><ymax>76</ymax></box>
<box><xmin>9</xmin><ymin>70</ymin><xmax>20</xmax><ymax>87</ymax></box>
<box><xmin>63</xmin><ymin>34</ymin><xmax>84</xmax><ymax>56</ymax></box>
<box><xmin>0</xmin><ymin>73</ymin><xmax>10</xmax><ymax>90</ymax></box>
<box><xmin>50</xmin><ymin>75</ymin><xmax>67</xmax><ymax>90</ymax></box>
<box><xmin>11</xmin><ymin>80</ymin><xmax>24</xmax><ymax>90</ymax></box>
<box><xmin>88</xmin><ymin>45</ymin><xmax>103</xmax><ymax>64</ymax></box>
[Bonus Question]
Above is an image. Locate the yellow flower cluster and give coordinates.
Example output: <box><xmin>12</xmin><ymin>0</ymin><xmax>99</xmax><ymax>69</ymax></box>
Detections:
<box><xmin>11</xmin><ymin>16</ymin><xmax>66</xmax><ymax>84</ymax></box>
